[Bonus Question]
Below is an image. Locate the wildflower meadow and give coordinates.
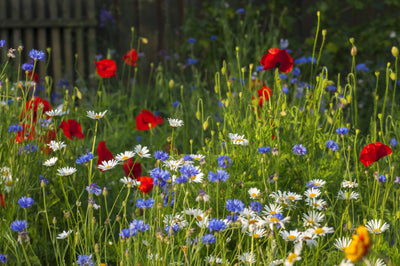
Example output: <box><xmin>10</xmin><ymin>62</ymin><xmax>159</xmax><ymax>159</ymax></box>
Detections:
<box><xmin>1</xmin><ymin>4</ymin><xmax>400</xmax><ymax>266</ymax></box>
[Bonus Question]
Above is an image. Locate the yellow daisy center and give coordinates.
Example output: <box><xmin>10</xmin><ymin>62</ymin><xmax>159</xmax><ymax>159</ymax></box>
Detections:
<box><xmin>194</xmin><ymin>157</ymin><xmax>200</xmax><ymax>160</ymax></box>
<box><xmin>95</xmin><ymin>114</ymin><xmax>101</xmax><ymax>118</ymax></box>
<box><xmin>373</xmin><ymin>228</ymin><xmax>381</xmax><ymax>233</ymax></box>
<box><xmin>315</xmin><ymin>183</ymin><xmax>320</xmax><ymax>186</ymax></box>
<box><xmin>252</xmin><ymin>193</ymin><xmax>258</xmax><ymax>197</ymax></box>
<box><xmin>287</xmin><ymin>235</ymin><xmax>296</xmax><ymax>240</ymax></box>
<box><xmin>6</xmin><ymin>180</ymin><xmax>13</xmax><ymax>186</ymax></box>
<box><xmin>270</xmin><ymin>211</ymin><xmax>276</xmax><ymax>215</ymax></box>
<box><xmin>288</xmin><ymin>253</ymin><xmax>297</xmax><ymax>263</ymax></box>
<box><xmin>288</xmin><ymin>196</ymin><xmax>295</xmax><ymax>200</ymax></box>
<box><xmin>253</xmin><ymin>234</ymin><xmax>260</xmax><ymax>238</ymax></box>
<box><xmin>138</xmin><ymin>152</ymin><xmax>143</xmax><ymax>156</ymax></box>
<box><xmin>315</xmin><ymin>228</ymin><xmax>324</xmax><ymax>234</ymax></box>
<box><xmin>310</xmin><ymin>193</ymin><xmax>317</xmax><ymax>197</ymax></box>
<box><xmin>105</xmin><ymin>165</ymin><xmax>110</xmax><ymax>169</ymax></box>
<box><xmin>313</xmin><ymin>203</ymin><xmax>320</xmax><ymax>207</ymax></box>
<box><xmin>307</xmin><ymin>220</ymin><xmax>315</xmax><ymax>224</ymax></box>
<box><xmin>190</xmin><ymin>176</ymin><xmax>196</xmax><ymax>180</ymax></box>
<box><xmin>196</xmin><ymin>216</ymin><xmax>203</xmax><ymax>221</ymax></box>
<box><xmin>236</xmin><ymin>139</ymin><xmax>244</xmax><ymax>142</ymax></box>
<box><xmin>122</xmin><ymin>156</ymin><xmax>128</xmax><ymax>160</ymax></box>
<box><xmin>249</xmin><ymin>219</ymin><xmax>258</xmax><ymax>225</ymax></box>
<box><xmin>269</xmin><ymin>217</ymin><xmax>279</xmax><ymax>222</ymax></box>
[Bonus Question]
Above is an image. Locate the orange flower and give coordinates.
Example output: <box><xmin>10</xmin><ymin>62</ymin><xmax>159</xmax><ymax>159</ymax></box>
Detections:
<box><xmin>344</xmin><ymin>225</ymin><xmax>371</xmax><ymax>262</ymax></box>
<box><xmin>123</xmin><ymin>48</ymin><xmax>138</xmax><ymax>66</ymax></box>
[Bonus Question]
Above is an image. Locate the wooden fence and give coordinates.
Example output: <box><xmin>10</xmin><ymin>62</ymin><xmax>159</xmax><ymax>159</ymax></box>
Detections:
<box><xmin>0</xmin><ymin>0</ymin><xmax>96</xmax><ymax>90</ymax></box>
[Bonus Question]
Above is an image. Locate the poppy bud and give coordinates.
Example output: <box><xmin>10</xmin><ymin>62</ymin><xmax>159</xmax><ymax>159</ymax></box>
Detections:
<box><xmin>351</xmin><ymin>46</ymin><xmax>357</xmax><ymax>56</ymax></box>
<box><xmin>390</xmin><ymin>72</ymin><xmax>396</xmax><ymax>80</ymax></box>
<box><xmin>392</xmin><ymin>46</ymin><xmax>399</xmax><ymax>57</ymax></box>
<box><xmin>169</xmin><ymin>80</ymin><xmax>174</xmax><ymax>89</ymax></box>
<box><xmin>322</xmin><ymin>29</ymin><xmax>327</xmax><ymax>37</ymax></box>
<box><xmin>195</xmin><ymin>111</ymin><xmax>200</xmax><ymax>120</ymax></box>
<box><xmin>349</xmin><ymin>37</ymin><xmax>355</xmax><ymax>44</ymax></box>
<box><xmin>387</xmin><ymin>62</ymin><xmax>391</xmax><ymax>68</ymax></box>
<box><xmin>141</xmin><ymin>38</ymin><xmax>148</xmax><ymax>44</ymax></box>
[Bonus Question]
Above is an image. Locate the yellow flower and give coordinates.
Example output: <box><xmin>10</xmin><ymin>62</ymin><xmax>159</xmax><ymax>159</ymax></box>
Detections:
<box><xmin>344</xmin><ymin>225</ymin><xmax>371</xmax><ymax>262</ymax></box>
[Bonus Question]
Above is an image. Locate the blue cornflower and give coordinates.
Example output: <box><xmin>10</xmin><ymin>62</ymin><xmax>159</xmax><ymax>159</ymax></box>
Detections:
<box><xmin>180</xmin><ymin>164</ymin><xmax>200</xmax><ymax>178</ymax></box>
<box><xmin>208</xmin><ymin>169</ymin><xmax>230</xmax><ymax>182</ymax></box>
<box><xmin>99</xmin><ymin>9</ymin><xmax>116</xmax><ymax>28</ymax></box>
<box><xmin>256</xmin><ymin>65</ymin><xmax>264</xmax><ymax>71</ymax></box>
<box><xmin>86</xmin><ymin>183</ymin><xmax>102</xmax><ymax>196</ymax></box>
<box><xmin>269</xmin><ymin>213</ymin><xmax>285</xmax><ymax>229</ymax></box>
<box><xmin>39</xmin><ymin>174</ymin><xmax>49</xmax><ymax>185</ymax></box>
<box><xmin>291</xmin><ymin>78</ymin><xmax>298</xmax><ymax>84</ymax></box>
<box><xmin>76</xmin><ymin>152</ymin><xmax>94</xmax><ymax>164</ymax></box>
<box><xmin>165</xmin><ymin>224</ymin><xmax>180</xmax><ymax>235</ymax></box>
<box><xmin>172</xmin><ymin>101</ymin><xmax>180</xmax><ymax>107</ymax></box>
<box><xmin>57</xmin><ymin>78</ymin><xmax>70</xmax><ymax>89</ymax></box>
<box><xmin>226</xmin><ymin>199</ymin><xmax>245</xmax><ymax>213</ymax></box>
<box><xmin>217</xmin><ymin>155</ymin><xmax>232</xmax><ymax>168</ymax></box>
<box><xmin>17</xmin><ymin>196</ymin><xmax>35</xmax><ymax>208</ymax></box>
<box><xmin>281</xmin><ymin>86</ymin><xmax>289</xmax><ymax>94</ymax></box>
<box><xmin>0</xmin><ymin>40</ymin><xmax>5</xmax><ymax>47</ymax></box>
<box><xmin>208</xmin><ymin>218</ymin><xmax>227</xmax><ymax>232</ymax></box>
<box><xmin>356</xmin><ymin>63</ymin><xmax>369</xmax><ymax>72</ymax></box>
<box><xmin>390</xmin><ymin>138</ymin><xmax>398</xmax><ymax>147</ymax></box>
<box><xmin>0</xmin><ymin>254</ymin><xmax>7</xmax><ymax>263</ymax></box>
<box><xmin>136</xmin><ymin>198</ymin><xmax>155</xmax><ymax>209</ymax></box>
<box><xmin>326</xmin><ymin>140</ymin><xmax>339</xmax><ymax>151</ymax></box>
<box><xmin>258</xmin><ymin>147</ymin><xmax>271</xmax><ymax>153</ymax></box>
<box><xmin>129</xmin><ymin>219</ymin><xmax>150</xmax><ymax>232</ymax></box>
<box><xmin>23</xmin><ymin>144</ymin><xmax>38</xmax><ymax>153</ymax></box>
<box><xmin>28</xmin><ymin>49</ymin><xmax>45</xmax><ymax>61</ymax></box>
<box><xmin>188</xmin><ymin>38</ymin><xmax>196</xmax><ymax>43</ymax></box>
<box><xmin>154</xmin><ymin>151</ymin><xmax>169</xmax><ymax>161</ymax></box>
<box><xmin>279</xmin><ymin>74</ymin><xmax>288</xmax><ymax>80</ymax></box>
<box><xmin>150</xmin><ymin>167</ymin><xmax>171</xmax><ymax>188</ymax></box>
<box><xmin>183</xmin><ymin>155</ymin><xmax>193</xmax><ymax>161</ymax></box>
<box><xmin>326</xmin><ymin>85</ymin><xmax>337</xmax><ymax>92</ymax></box>
<box><xmin>250</xmin><ymin>201</ymin><xmax>262</xmax><ymax>213</ymax></box>
<box><xmin>336</xmin><ymin>127</ymin><xmax>349</xmax><ymax>135</ymax></box>
<box><xmin>210</xmin><ymin>35</ymin><xmax>217</xmax><ymax>41</ymax></box>
<box><xmin>119</xmin><ymin>228</ymin><xmax>136</xmax><ymax>239</ymax></box>
<box><xmin>136</xmin><ymin>135</ymin><xmax>142</xmax><ymax>142</ymax></box>
<box><xmin>21</xmin><ymin>63</ymin><xmax>34</xmax><ymax>71</ymax></box>
<box><xmin>187</xmin><ymin>58</ymin><xmax>198</xmax><ymax>65</ymax></box>
<box><xmin>292</xmin><ymin>67</ymin><xmax>301</xmax><ymax>76</ymax></box>
<box><xmin>236</xmin><ymin>8</ymin><xmax>245</xmax><ymax>14</ymax></box>
<box><xmin>294</xmin><ymin>57</ymin><xmax>308</xmax><ymax>65</ymax></box>
<box><xmin>378</xmin><ymin>174</ymin><xmax>387</xmax><ymax>182</ymax></box>
<box><xmin>163</xmin><ymin>190</ymin><xmax>175</xmax><ymax>207</ymax></box>
<box><xmin>226</xmin><ymin>213</ymin><xmax>238</xmax><ymax>222</ymax></box>
<box><xmin>174</xmin><ymin>175</ymin><xmax>188</xmax><ymax>184</ymax></box>
<box><xmin>307</xmin><ymin>56</ymin><xmax>316</xmax><ymax>64</ymax></box>
<box><xmin>8</xmin><ymin>124</ymin><xmax>23</xmax><ymax>132</ymax></box>
<box><xmin>202</xmin><ymin>234</ymin><xmax>216</xmax><ymax>244</ymax></box>
<box><xmin>76</xmin><ymin>254</ymin><xmax>94</xmax><ymax>266</ymax></box>
<box><xmin>292</xmin><ymin>144</ymin><xmax>307</xmax><ymax>156</ymax></box>
<box><xmin>10</xmin><ymin>220</ymin><xmax>28</xmax><ymax>232</ymax></box>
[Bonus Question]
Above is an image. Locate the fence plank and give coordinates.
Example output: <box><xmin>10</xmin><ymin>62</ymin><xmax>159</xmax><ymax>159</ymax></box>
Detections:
<box><xmin>48</xmin><ymin>0</ymin><xmax>61</xmax><ymax>89</ymax></box>
<box><xmin>62</xmin><ymin>0</ymin><xmax>73</xmax><ymax>86</ymax></box>
<box><xmin>74</xmin><ymin>0</ymin><xmax>85</xmax><ymax>79</ymax></box>
<box><xmin>0</xmin><ymin>1</ymin><xmax>7</xmax><ymax>46</ymax></box>
<box><xmin>11</xmin><ymin>0</ymin><xmax>21</xmax><ymax>46</ymax></box>
<box><xmin>37</xmin><ymin>0</ymin><xmax>47</xmax><ymax>79</ymax></box>
<box><xmin>87</xmin><ymin>0</ymin><xmax>96</xmax><ymax>81</ymax></box>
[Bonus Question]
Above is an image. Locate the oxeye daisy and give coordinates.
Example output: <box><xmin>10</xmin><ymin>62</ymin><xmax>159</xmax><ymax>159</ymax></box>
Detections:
<box><xmin>337</xmin><ymin>191</ymin><xmax>360</xmax><ymax>200</ymax></box>
<box><xmin>120</xmin><ymin>176</ymin><xmax>141</xmax><ymax>186</ymax></box>
<box><xmin>306</xmin><ymin>179</ymin><xmax>326</xmax><ymax>189</ymax></box>
<box><xmin>228</xmin><ymin>133</ymin><xmax>249</xmax><ymax>146</ymax></box>
<box><xmin>190</xmin><ymin>154</ymin><xmax>205</xmax><ymax>162</ymax></box>
<box><xmin>263</xmin><ymin>202</ymin><xmax>283</xmax><ymax>216</ymax></box>
<box><xmin>370</xmin><ymin>257</ymin><xmax>386</xmax><ymax>266</ymax></box>
<box><xmin>98</xmin><ymin>159</ymin><xmax>118</xmax><ymax>171</ymax></box>
<box><xmin>286</xmin><ymin>191</ymin><xmax>303</xmax><ymax>203</ymax></box>
<box><xmin>45</xmin><ymin>108</ymin><xmax>66</xmax><ymax>117</ymax></box>
<box><xmin>269</xmin><ymin>190</ymin><xmax>288</xmax><ymax>205</ymax></box>
<box><xmin>285</xmin><ymin>242</ymin><xmax>303</xmax><ymax>266</ymax></box>
<box><xmin>336</xmin><ymin>259</ymin><xmax>355</xmax><ymax>266</ymax></box>
<box><xmin>47</xmin><ymin>140</ymin><xmax>66</xmax><ymax>151</ymax></box>
<box><xmin>163</xmin><ymin>214</ymin><xmax>188</xmax><ymax>228</ymax></box>
<box><xmin>266</xmin><ymin>213</ymin><xmax>290</xmax><ymax>230</ymax></box>
<box><xmin>302</xmin><ymin>210</ymin><xmax>325</xmax><ymax>227</ymax></box>
<box><xmin>237</xmin><ymin>252</ymin><xmax>256</xmax><ymax>264</ymax></box>
<box><xmin>87</xmin><ymin>110</ymin><xmax>107</xmax><ymax>119</ymax></box>
<box><xmin>115</xmin><ymin>151</ymin><xmax>135</xmax><ymax>162</ymax></box>
<box><xmin>301</xmin><ymin>230</ymin><xmax>318</xmax><ymax>247</ymax></box>
<box><xmin>280</xmin><ymin>229</ymin><xmax>302</xmax><ymax>242</ymax></box>
<box><xmin>168</xmin><ymin>118</ymin><xmax>184</xmax><ymax>127</ymax></box>
<box><xmin>248</xmin><ymin>187</ymin><xmax>261</xmax><ymax>199</ymax></box>
<box><xmin>334</xmin><ymin>237</ymin><xmax>352</xmax><ymax>251</ymax></box>
<box><xmin>134</xmin><ymin>144</ymin><xmax>151</xmax><ymax>158</ymax></box>
<box><xmin>365</xmin><ymin>219</ymin><xmax>390</xmax><ymax>234</ymax></box>
<box><xmin>247</xmin><ymin>227</ymin><xmax>267</xmax><ymax>238</ymax></box>
<box><xmin>56</xmin><ymin>229</ymin><xmax>73</xmax><ymax>240</ymax></box>
<box><xmin>305</xmin><ymin>198</ymin><xmax>328</xmax><ymax>211</ymax></box>
<box><xmin>164</xmin><ymin>159</ymin><xmax>184</xmax><ymax>171</ymax></box>
<box><xmin>57</xmin><ymin>167</ymin><xmax>77</xmax><ymax>176</ymax></box>
<box><xmin>304</xmin><ymin>188</ymin><xmax>321</xmax><ymax>199</ymax></box>
<box><xmin>310</xmin><ymin>226</ymin><xmax>334</xmax><ymax>236</ymax></box>
<box><xmin>43</xmin><ymin>157</ymin><xmax>58</xmax><ymax>166</ymax></box>
<box><xmin>341</xmin><ymin>180</ymin><xmax>358</xmax><ymax>188</ymax></box>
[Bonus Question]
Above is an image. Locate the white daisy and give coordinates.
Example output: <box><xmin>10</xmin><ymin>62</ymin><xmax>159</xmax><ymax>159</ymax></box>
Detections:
<box><xmin>43</xmin><ymin>157</ymin><xmax>58</xmax><ymax>167</ymax></box>
<box><xmin>286</xmin><ymin>191</ymin><xmax>303</xmax><ymax>202</ymax></box>
<box><xmin>56</xmin><ymin>229</ymin><xmax>73</xmax><ymax>239</ymax></box>
<box><xmin>248</xmin><ymin>187</ymin><xmax>261</xmax><ymax>199</ymax></box>
<box><xmin>247</xmin><ymin>227</ymin><xmax>268</xmax><ymax>238</ymax></box>
<box><xmin>337</xmin><ymin>190</ymin><xmax>360</xmax><ymax>200</ymax></box>
<box><xmin>310</xmin><ymin>226</ymin><xmax>334</xmax><ymax>236</ymax></box>
<box><xmin>334</xmin><ymin>237</ymin><xmax>352</xmax><ymax>251</ymax></box>
<box><xmin>134</xmin><ymin>144</ymin><xmax>151</xmax><ymax>158</ymax></box>
<box><xmin>163</xmin><ymin>214</ymin><xmax>188</xmax><ymax>228</ymax></box>
<box><xmin>190</xmin><ymin>154</ymin><xmax>205</xmax><ymax>162</ymax></box>
<box><xmin>336</xmin><ymin>259</ymin><xmax>354</xmax><ymax>266</ymax></box>
<box><xmin>238</xmin><ymin>251</ymin><xmax>256</xmax><ymax>264</ymax></box>
<box><xmin>45</xmin><ymin>108</ymin><xmax>66</xmax><ymax>117</ymax></box>
<box><xmin>240</xmin><ymin>207</ymin><xmax>256</xmax><ymax>219</ymax></box>
<box><xmin>228</xmin><ymin>133</ymin><xmax>249</xmax><ymax>146</ymax></box>
<box><xmin>168</xmin><ymin>118</ymin><xmax>184</xmax><ymax>127</ymax></box>
<box><xmin>304</xmin><ymin>188</ymin><xmax>321</xmax><ymax>199</ymax></box>
<box><xmin>301</xmin><ymin>230</ymin><xmax>318</xmax><ymax>247</ymax></box>
<box><xmin>341</xmin><ymin>180</ymin><xmax>358</xmax><ymax>188</ymax></box>
<box><xmin>47</xmin><ymin>140</ymin><xmax>66</xmax><ymax>151</ymax></box>
<box><xmin>164</xmin><ymin>160</ymin><xmax>184</xmax><ymax>171</ymax></box>
<box><xmin>98</xmin><ymin>159</ymin><xmax>119</xmax><ymax>171</ymax></box>
<box><xmin>195</xmin><ymin>193</ymin><xmax>210</xmax><ymax>202</ymax></box>
<box><xmin>305</xmin><ymin>198</ymin><xmax>327</xmax><ymax>211</ymax></box>
<box><xmin>120</xmin><ymin>176</ymin><xmax>141</xmax><ymax>186</ymax></box>
<box><xmin>284</xmin><ymin>242</ymin><xmax>302</xmax><ymax>266</ymax></box>
<box><xmin>239</xmin><ymin>215</ymin><xmax>264</xmax><ymax>233</ymax></box>
<box><xmin>115</xmin><ymin>151</ymin><xmax>135</xmax><ymax>162</ymax></box>
<box><xmin>280</xmin><ymin>229</ymin><xmax>302</xmax><ymax>242</ymax></box>
<box><xmin>265</xmin><ymin>214</ymin><xmax>290</xmax><ymax>231</ymax></box>
<box><xmin>302</xmin><ymin>210</ymin><xmax>325</xmax><ymax>227</ymax></box>
<box><xmin>0</xmin><ymin>167</ymin><xmax>17</xmax><ymax>192</ymax></box>
<box><xmin>87</xmin><ymin>110</ymin><xmax>108</xmax><ymax>119</ymax></box>
<box><xmin>204</xmin><ymin>256</ymin><xmax>225</xmax><ymax>264</ymax></box>
<box><xmin>366</xmin><ymin>219</ymin><xmax>390</xmax><ymax>234</ymax></box>
<box><xmin>370</xmin><ymin>257</ymin><xmax>386</xmax><ymax>266</ymax></box>
<box><xmin>57</xmin><ymin>167</ymin><xmax>77</xmax><ymax>176</ymax></box>
<box><xmin>263</xmin><ymin>203</ymin><xmax>283</xmax><ymax>216</ymax></box>
<box><xmin>269</xmin><ymin>190</ymin><xmax>288</xmax><ymax>205</ymax></box>
<box><xmin>270</xmin><ymin>259</ymin><xmax>284</xmax><ymax>266</ymax></box>
<box><xmin>306</xmin><ymin>179</ymin><xmax>326</xmax><ymax>188</ymax></box>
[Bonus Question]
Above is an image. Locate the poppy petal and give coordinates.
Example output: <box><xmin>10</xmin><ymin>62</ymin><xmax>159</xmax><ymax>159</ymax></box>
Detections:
<box><xmin>97</xmin><ymin>141</ymin><xmax>114</xmax><ymax>171</ymax></box>
<box><xmin>360</xmin><ymin>142</ymin><xmax>392</xmax><ymax>167</ymax></box>
<box><xmin>136</xmin><ymin>176</ymin><xmax>153</xmax><ymax>194</ymax></box>
<box><xmin>123</xmin><ymin>159</ymin><xmax>142</xmax><ymax>179</ymax></box>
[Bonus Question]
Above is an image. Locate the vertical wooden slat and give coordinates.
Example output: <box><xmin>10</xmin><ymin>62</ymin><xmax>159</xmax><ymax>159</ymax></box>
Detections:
<box><xmin>0</xmin><ymin>1</ymin><xmax>7</xmax><ymax>45</ymax></box>
<box><xmin>134</xmin><ymin>0</ymin><xmax>140</xmax><ymax>36</ymax></box>
<box><xmin>49</xmin><ymin>0</ymin><xmax>61</xmax><ymax>90</ymax></box>
<box><xmin>37</xmin><ymin>0</ymin><xmax>47</xmax><ymax>78</ymax></box>
<box><xmin>22</xmin><ymin>0</ymin><xmax>34</xmax><ymax>55</ymax></box>
<box><xmin>11</xmin><ymin>0</ymin><xmax>21</xmax><ymax>46</ymax></box>
<box><xmin>62</xmin><ymin>0</ymin><xmax>73</xmax><ymax>86</ymax></box>
<box><xmin>87</xmin><ymin>0</ymin><xmax>96</xmax><ymax>81</ymax></box>
<box><xmin>74</xmin><ymin>0</ymin><xmax>84</xmax><ymax>78</ymax></box>
<box><xmin>157</xmin><ymin>0</ymin><xmax>164</xmax><ymax>52</ymax></box>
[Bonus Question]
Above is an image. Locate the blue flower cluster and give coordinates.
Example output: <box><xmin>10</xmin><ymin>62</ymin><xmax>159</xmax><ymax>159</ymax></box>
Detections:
<box><xmin>10</xmin><ymin>220</ymin><xmax>28</xmax><ymax>232</ymax></box>
<box><xmin>292</xmin><ymin>144</ymin><xmax>307</xmax><ymax>156</ymax></box>
<box><xmin>76</xmin><ymin>152</ymin><xmax>94</xmax><ymax>164</ymax></box>
<box><xmin>17</xmin><ymin>196</ymin><xmax>35</xmax><ymax>208</ymax></box>
<box><xmin>76</xmin><ymin>254</ymin><xmax>93</xmax><ymax>266</ymax></box>
<box><xmin>136</xmin><ymin>198</ymin><xmax>155</xmax><ymax>209</ymax></box>
<box><xmin>21</xmin><ymin>63</ymin><xmax>34</xmax><ymax>71</ymax></box>
<box><xmin>86</xmin><ymin>183</ymin><xmax>102</xmax><ymax>196</ymax></box>
<box><xmin>226</xmin><ymin>199</ymin><xmax>245</xmax><ymax>213</ymax></box>
<box><xmin>336</xmin><ymin>127</ymin><xmax>349</xmax><ymax>135</ymax></box>
<box><xmin>258</xmin><ymin>147</ymin><xmax>271</xmax><ymax>153</ymax></box>
<box><xmin>150</xmin><ymin>167</ymin><xmax>171</xmax><ymax>188</ymax></box>
<box><xmin>165</xmin><ymin>224</ymin><xmax>180</xmax><ymax>235</ymax></box>
<box><xmin>154</xmin><ymin>150</ymin><xmax>169</xmax><ymax>161</ymax></box>
<box><xmin>326</xmin><ymin>140</ymin><xmax>339</xmax><ymax>151</ymax></box>
<box><xmin>217</xmin><ymin>155</ymin><xmax>232</xmax><ymax>168</ymax></box>
<box><xmin>28</xmin><ymin>49</ymin><xmax>45</xmax><ymax>61</ymax></box>
<box><xmin>208</xmin><ymin>218</ymin><xmax>227</xmax><ymax>232</ymax></box>
<box><xmin>208</xmin><ymin>169</ymin><xmax>229</xmax><ymax>182</ymax></box>
<box><xmin>8</xmin><ymin>124</ymin><xmax>23</xmax><ymax>132</ymax></box>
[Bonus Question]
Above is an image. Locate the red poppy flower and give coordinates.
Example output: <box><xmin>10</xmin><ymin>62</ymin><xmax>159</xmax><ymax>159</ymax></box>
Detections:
<box><xmin>59</xmin><ymin>120</ymin><xmax>85</xmax><ymax>140</ymax></box>
<box><xmin>26</xmin><ymin>71</ymin><xmax>39</xmax><ymax>84</ymax></box>
<box><xmin>359</xmin><ymin>142</ymin><xmax>392</xmax><ymax>167</ymax></box>
<box><xmin>97</xmin><ymin>141</ymin><xmax>114</xmax><ymax>171</ymax></box>
<box><xmin>0</xmin><ymin>193</ymin><xmax>6</xmax><ymax>208</ymax></box>
<box><xmin>260</xmin><ymin>48</ymin><xmax>293</xmax><ymax>73</ymax></box>
<box><xmin>21</xmin><ymin>96</ymin><xmax>52</xmax><ymax>122</ymax></box>
<box><xmin>123</xmin><ymin>48</ymin><xmax>138</xmax><ymax>66</ymax></box>
<box><xmin>136</xmin><ymin>176</ymin><xmax>153</xmax><ymax>194</ymax></box>
<box><xmin>123</xmin><ymin>159</ymin><xmax>142</xmax><ymax>179</ymax></box>
<box><xmin>136</xmin><ymin>109</ymin><xmax>163</xmax><ymax>131</ymax></box>
<box><xmin>94</xmin><ymin>59</ymin><xmax>117</xmax><ymax>78</ymax></box>
<box><xmin>14</xmin><ymin>124</ymin><xmax>36</xmax><ymax>143</ymax></box>
<box><xmin>256</xmin><ymin>86</ymin><xmax>272</xmax><ymax>107</ymax></box>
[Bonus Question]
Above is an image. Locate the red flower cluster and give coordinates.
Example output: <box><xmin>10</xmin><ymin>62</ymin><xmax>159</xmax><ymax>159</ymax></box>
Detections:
<box><xmin>21</xmin><ymin>96</ymin><xmax>52</xmax><ymax>123</ymax></box>
<box><xmin>136</xmin><ymin>110</ymin><xmax>163</xmax><ymax>131</ymax></box>
<box><xmin>260</xmin><ymin>48</ymin><xmax>293</xmax><ymax>73</ymax></box>
<box><xmin>59</xmin><ymin>120</ymin><xmax>85</xmax><ymax>140</ymax></box>
<box><xmin>360</xmin><ymin>142</ymin><xmax>392</xmax><ymax>167</ymax></box>
<box><xmin>97</xmin><ymin>141</ymin><xmax>115</xmax><ymax>171</ymax></box>
<box><xmin>123</xmin><ymin>158</ymin><xmax>142</xmax><ymax>179</ymax></box>
<box><xmin>94</xmin><ymin>59</ymin><xmax>117</xmax><ymax>78</ymax></box>
<box><xmin>136</xmin><ymin>176</ymin><xmax>153</xmax><ymax>194</ymax></box>
<box><xmin>255</xmin><ymin>86</ymin><xmax>272</xmax><ymax>107</ymax></box>
<box><xmin>123</xmin><ymin>49</ymin><xmax>138</xmax><ymax>66</ymax></box>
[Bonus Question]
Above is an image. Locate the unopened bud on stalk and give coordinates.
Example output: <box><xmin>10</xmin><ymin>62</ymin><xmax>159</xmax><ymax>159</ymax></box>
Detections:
<box><xmin>390</xmin><ymin>72</ymin><xmax>396</xmax><ymax>80</ymax></box>
<box><xmin>392</xmin><ymin>46</ymin><xmax>399</xmax><ymax>57</ymax></box>
<box><xmin>351</xmin><ymin>46</ymin><xmax>357</xmax><ymax>56</ymax></box>
<box><xmin>169</xmin><ymin>80</ymin><xmax>174</xmax><ymax>89</ymax></box>
<box><xmin>322</xmin><ymin>29</ymin><xmax>327</xmax><ymax>37</ymax></box>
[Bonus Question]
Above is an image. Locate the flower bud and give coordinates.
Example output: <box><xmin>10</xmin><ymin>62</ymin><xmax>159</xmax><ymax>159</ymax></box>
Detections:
<box><xmin>351</xmin><ymin>46</ymin><xmax>357</xmax><ymax>56</ymax></box>
<box><xmin>169</xmin><ymin>79</ymin><xmax>174</xmax><ymax>89</ymax></box>
<box><xmin>392</xmin><ymin>46</ymin><xmax>399</xmax><ymax>57</ymax></box>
